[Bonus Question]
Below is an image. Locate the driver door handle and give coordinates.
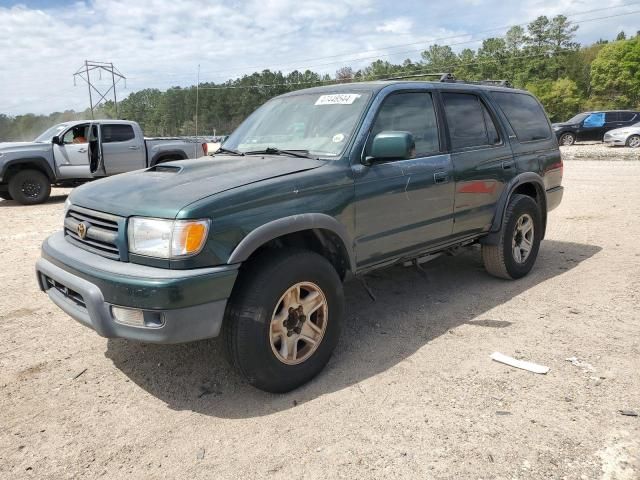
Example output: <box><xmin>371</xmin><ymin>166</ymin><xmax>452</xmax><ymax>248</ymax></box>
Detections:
<box><xmin>129</xmin><ymin>146</ymin><xmax>140</xmax><ymax>150</ymax></box>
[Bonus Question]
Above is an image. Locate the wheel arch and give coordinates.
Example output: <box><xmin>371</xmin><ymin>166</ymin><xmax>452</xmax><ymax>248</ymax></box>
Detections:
<box><xmin>150</xmin><ymin>150</ymin><xmax>188</xmax><ymax>166</ymax></box>
<box><xmin>482</xmin><ymin>173</ymin><xmax>547</xmax><ymax>245</ymax></box>
<box><xmin>227</xmin><ymin>214</ymin><xmax>355</xmax><ymax>278</ymax></box>
<box><xmin>2</xmin><ymin>157</ymin><xmax>55</xmax><ymax>183</ymax></box>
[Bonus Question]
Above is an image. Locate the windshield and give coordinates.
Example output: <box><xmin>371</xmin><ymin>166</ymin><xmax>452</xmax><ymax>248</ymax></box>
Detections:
<box><xmin>34</xmin><ymin>124</ymin><xmax>68</xmax><ymax>142</ymax></box>
<box><xmin>565</xmin><ymin>113</ymin><xmax>588</xmax><ymax>124</ymax></box>
<box><xmin>223</xmin><ymin>92</ymin><xmax>371</xmax><ymax>157</ymax></box>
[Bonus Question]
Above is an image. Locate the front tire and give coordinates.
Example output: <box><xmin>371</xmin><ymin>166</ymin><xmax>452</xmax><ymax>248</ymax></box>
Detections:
<box><xmin>559</xmin><ymin>132</ymin><xmax>575</xmax><ymax>146</ymax></box>
<box><xmin>482</xmin><ymin>194</ymin><xmax>542</xmax><ymax>280</ymax></box>
<box><xmin>8</xmin><ymin>170</ymin><xmax>51</xmax><ymax>205</ymax></box>
<box><xmin>626</xmin><ymin>135</ymin><xmax>640</xmax><ymax>148</ymax></box>
<box><xmin>223</xmin><ymin>249</ymin><xmax>344</xmax><ymax>393</ymax></box>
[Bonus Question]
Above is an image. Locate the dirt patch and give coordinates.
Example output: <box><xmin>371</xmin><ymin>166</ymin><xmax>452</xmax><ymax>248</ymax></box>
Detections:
<box><xmin>0</xmin><ymin>169</ymin><xmax>639</xmax><ymax>479</ymax></box>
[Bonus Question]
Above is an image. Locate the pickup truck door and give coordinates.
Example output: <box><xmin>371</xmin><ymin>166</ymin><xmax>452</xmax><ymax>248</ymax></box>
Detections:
<box><xmin>88</xmin><ymin>123</ymin><xmax>105</xmax><ymax>177</ymax></box>
<box><xmin>99</xmin><ymin>123</ymin><xmax>146</xmax><ymax>175</ymax></box>
<box><xmin>353</xmin><ymin>91</ymin><xmax>454</xmax><ymax>268</ymax></box>
<box><xmin>52</xmin><ymin>124</ymin><xmax>92</xmax><ymax>179</ymax></box>
<box><xmin>441</xmin><ymin>91</ymin><xmax>514</xmax><ymax>236</ymax></box>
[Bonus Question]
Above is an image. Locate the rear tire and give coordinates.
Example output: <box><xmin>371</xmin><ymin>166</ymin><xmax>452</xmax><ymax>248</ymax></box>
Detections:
<box><xmin>559</xmin><ymin>132</ymin><xmax>575</xmax><ymax>146</ymax></box>
<box><xmin>626</xmin><ymin>135</ymin><xmax>640</xmax><ymax>148</ymax></box>
<box><xmin>482</xmin><ymin>194</ymin><xmax>542</xmax><ymax>280</ymax></box>
<box><xmin>8</xmin><ymin>170</ymin><xmax>51</xmax><ymax>205</ymax></box>
<box><xmin>223</xmin><ymin>249</ymin><xmax>344</xmax><ymax>393</ymax></box>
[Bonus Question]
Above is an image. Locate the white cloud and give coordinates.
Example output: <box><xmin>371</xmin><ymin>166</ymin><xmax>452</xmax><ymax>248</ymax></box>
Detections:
<box><xmin>0</xmin><ymin>0</ymin><xmax>637</xmax><ymax>115</ymax></box>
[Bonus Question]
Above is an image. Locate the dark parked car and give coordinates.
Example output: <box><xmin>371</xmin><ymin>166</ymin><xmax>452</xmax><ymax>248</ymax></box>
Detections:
<box><xmin>36</xmin><ymin>79</ymin><xmax>563</xmax><ymax>392</ymax></box>
<box><xmin>552</xmin><ymin>110</ymin><xmax>640</xmax><ymax>146</ymax></box>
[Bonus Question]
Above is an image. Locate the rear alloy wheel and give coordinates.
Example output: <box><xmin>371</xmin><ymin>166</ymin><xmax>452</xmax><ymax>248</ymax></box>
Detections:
<box><xmin>8</xmin><ymin>169</ymin><xmax>51</xmax><ymax>205</ymax></box>
<box><xmin>626</xmin><ymin>135</ymin><xmax>640</xmax><ymax>148</ymax></box>
<box><xmin>223</xmin><ymin>249</ymin><xmax>344</xmax><ymax>393</ymax></box>
<box><xmin>482</xmin><ymin>194</ymin><xmax>542</xmax><ymax>280</ymax></box>
<box><xmin>559</xmin><ymin>132</ymin><xmax>575</xmax><ymax>146</ymax></box>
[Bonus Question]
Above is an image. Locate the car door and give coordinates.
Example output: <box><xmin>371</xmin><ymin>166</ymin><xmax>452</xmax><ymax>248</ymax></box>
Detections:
<box><xmin>52</xmin><ymin>124</ymin><xmax>92</xmax><ymax>179</ymax></box>
<box><xmin>353</xmin><ymin>90</ymin><xmax>454</xmax><ymax>268</ymax></box>
<box><xmin>441</xmin><ymin>91</ymin><xmax>514</xmax><ymax>236</ymax></box>
<box><xmin>579</xmin><ymin>112</ymin><xmax>606</xmax><ymax>141</ymax></box>
<box><xmin>99</xmin><ymin>123</ymin><xmax>146</xmax><ymax>175</ymax></box>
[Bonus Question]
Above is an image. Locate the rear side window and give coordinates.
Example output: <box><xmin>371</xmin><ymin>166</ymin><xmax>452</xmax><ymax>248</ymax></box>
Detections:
<box><xmin>370</xmin><ymin>92</ymin><xmax>440</xmax><ymax>156</ymax></box>
<box><xmin>101</xmin><ymin>124</ymin><xmax>135</xmax><ymax>143</ymax></box>
<box><xmin>442</xmin><ymin>92</ymin><xmax>501</xmax><ymax>149</ymax></box>
<box><xmin>605</xmin><ymin>112</ymin><xmax>619</xmax><ymax>122</ymax></box>
<box><xmin>619</xmin><ymin>112</ymin><xmax>637</xmax><ymax>122</ymax></box>
<box><xmin>491</xmin><ymin>92</ymin><xmax>552</xmax><ymax>142</ymax></box>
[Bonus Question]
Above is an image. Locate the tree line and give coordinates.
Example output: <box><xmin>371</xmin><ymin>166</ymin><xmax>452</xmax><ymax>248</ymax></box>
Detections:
<box><xmin>1</xmin><ymin>15</ymin><xmax>639</xmax><ymax>141</ymax></box>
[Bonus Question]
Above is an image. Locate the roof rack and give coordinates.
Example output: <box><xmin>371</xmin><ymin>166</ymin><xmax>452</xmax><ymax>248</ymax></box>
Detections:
<box><xmin>382</xmin><ymin>72</ymin><xmax>513</xmax><ymax>88</ymax></box>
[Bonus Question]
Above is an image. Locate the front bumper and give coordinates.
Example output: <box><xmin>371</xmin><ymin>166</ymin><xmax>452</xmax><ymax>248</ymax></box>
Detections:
<box><xmin>603</xmin><ymin>134</ymin><xmax>626</xmax><ymax>145</ymax></box>
<box><xmin>36</xmin><ymin>232</ymin><xmax>239</xmax><ymax>343</ymax></box>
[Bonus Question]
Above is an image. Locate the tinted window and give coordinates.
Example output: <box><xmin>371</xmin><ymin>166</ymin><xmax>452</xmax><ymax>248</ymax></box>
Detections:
<box><xmin>491</xmin><ymin>92</ymin><xmax>552</xmax><ymax>142</ymax></box>
<box><xmin>619</xmin><ymin>112</ymin><xmax>637</xmax><ymax>122</ymax></box>
<box><xmin>442</xmin><ymin>92</ymin><xmax>501</xmax><ymax>149</ymax></box>
<box><xmin>101</xmin><ymin>124</ymin><xmax>135</xmax><ymax>143</ymax></box>
<box><xmin>605</xmin><ymin>112</ymin><xmax>619</xmax><ymax>122</ymax></box>
<box><xmin>370</xmin><ymin>92</ymin><xmax>439</xmax><ymax>156</ymax></box>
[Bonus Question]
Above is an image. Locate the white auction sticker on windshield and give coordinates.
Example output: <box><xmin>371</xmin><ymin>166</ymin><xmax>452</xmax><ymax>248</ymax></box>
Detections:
<box><xmin>315</xmin><ymin>94</ymin><xmax>361</xmax><ymax>105</ymax></box>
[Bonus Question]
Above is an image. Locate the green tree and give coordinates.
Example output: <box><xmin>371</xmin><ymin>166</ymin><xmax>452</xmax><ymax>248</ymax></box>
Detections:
<box><xmin>590</xmin><ymin>36</ymin><xmax>640</xmax><ymax>108</ymax></box>
<box><xmin>526</xmin><ymin>78</ymin><xmax>582</xmax><ymax>121</ymax></box>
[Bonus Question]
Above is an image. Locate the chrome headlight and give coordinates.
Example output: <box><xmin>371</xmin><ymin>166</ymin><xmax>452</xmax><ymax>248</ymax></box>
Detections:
<box><xmin>127</xmin><ymin>217</ymin><xmax>210</xmax><ymax>259</ymax></box>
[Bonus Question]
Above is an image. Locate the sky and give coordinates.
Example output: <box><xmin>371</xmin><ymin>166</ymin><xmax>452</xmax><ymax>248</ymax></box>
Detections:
<box><xmin>0</xmin><ymin>0</ymin><xmax>639</xmax><ymax>115</ymax></box>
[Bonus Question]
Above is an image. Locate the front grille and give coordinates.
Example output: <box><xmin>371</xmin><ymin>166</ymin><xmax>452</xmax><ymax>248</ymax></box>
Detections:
<box><xmin>42</xmin><ymin>274</ymin><xmax>87</xmax><ymax>310</ymax></box>
<box><xmin>64</xmin><ymin>207</ymin><xmax>122</xmax><ymax>260</ymax></box>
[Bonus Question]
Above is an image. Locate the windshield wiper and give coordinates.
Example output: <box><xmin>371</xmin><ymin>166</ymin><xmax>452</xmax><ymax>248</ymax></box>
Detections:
<box><xmin>244</xmin><ymin>147</ymin><xmax>315</xmax><ymax>159</ymax></box>
<box><xmin>214</xmin><ymin>146</ymin><xmax>244</xmax><ymax>156</ymax></box>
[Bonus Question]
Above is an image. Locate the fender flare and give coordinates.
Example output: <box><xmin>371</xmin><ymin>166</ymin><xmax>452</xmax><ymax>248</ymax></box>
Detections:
<box><xmin>150</xmin><ymin>150</ymin><xmax>188</xmax><ymax>166</ymax></box>
<box><xmin>1</xmin><ymin>157</ymin><xmax>55</xmax><ymax>182</ymax></box>
<box><xmin>482</xmin><ymin>172</ymin><xmax>547</xmax><ymax>245</ymax></box>
<box><xmin>227</xmin><ymin>213</ymin><xmax>356</xmax><ymax>272</ymax></box>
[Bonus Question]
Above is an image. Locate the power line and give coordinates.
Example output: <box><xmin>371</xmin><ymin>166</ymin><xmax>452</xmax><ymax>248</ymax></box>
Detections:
<box><xmin>125</xmin><ymin>1</ymin><xmax>640</xmax><ymax>84</ymax></box>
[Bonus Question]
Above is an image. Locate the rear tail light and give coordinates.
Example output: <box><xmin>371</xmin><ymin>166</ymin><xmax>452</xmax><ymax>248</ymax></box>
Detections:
<box><xmin>202</xmin><ymin>142</ymin><xmax>208</xmax><ymax>155</ymax></box>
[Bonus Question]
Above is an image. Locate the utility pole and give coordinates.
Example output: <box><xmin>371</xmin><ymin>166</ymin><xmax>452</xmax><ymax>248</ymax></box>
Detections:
<box><xmin>73</xmin><ymin>60</ymin><xmax>126</xmax><ymax>119</ymax></box>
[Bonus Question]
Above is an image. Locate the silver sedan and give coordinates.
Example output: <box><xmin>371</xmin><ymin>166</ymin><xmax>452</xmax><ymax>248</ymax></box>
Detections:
<box><xmin>604</xmin><ymin>123</ymin><xmax>640</xmax><ymax>148</ymax></box>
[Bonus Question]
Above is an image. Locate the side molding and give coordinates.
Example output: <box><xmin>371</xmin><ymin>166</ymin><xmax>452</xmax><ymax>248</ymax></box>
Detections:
<box><xmin>227</xmin><ymin>213</ymin><xmax>356</xmax><ymax>271</ymax></box>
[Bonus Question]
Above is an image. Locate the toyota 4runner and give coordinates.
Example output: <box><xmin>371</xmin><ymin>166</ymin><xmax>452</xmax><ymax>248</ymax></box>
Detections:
<box><xmin>36</xmin><ymin>79</ymin><xmax>564</xmax><ymax>392</ymax></box>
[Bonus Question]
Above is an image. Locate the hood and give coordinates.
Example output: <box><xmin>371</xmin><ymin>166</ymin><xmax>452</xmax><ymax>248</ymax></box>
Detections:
<box><xmin>70</xmin><ymin>155</ymin><xmax>327</xmax><ymax>218</ymax></box>
<box><xmin>0</xmin><ymin>141</ymin><xmax>50</xmax><ymax>152</ymax></box>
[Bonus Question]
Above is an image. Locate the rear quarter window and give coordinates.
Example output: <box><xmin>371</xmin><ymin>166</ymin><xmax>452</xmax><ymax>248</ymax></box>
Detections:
<box><xmin>491</xmin><ymin>92</ymin><xmax>552</xmax><ymax>142</ymax></box>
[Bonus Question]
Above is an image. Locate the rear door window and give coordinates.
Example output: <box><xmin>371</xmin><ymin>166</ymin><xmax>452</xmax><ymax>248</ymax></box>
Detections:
<box><xmin>442</xmin><ymin>92</ymin><xmax>501</xmax><ymax>149</ymax></box>
<box><xmin>101</xmin><ymin>124</ymin><xmax>135</xmax><ymax>143</ymax></box>
<box><xmin>491</xmin><ymin>91</ymin><xmax>552</xmax><ymax>142</ymax></box>
<box><xmin>370</xmin><ymin>92</ymin><xmax>440</xmax><ymax>156</ymax></box>
<box><xmin>605</xmin><ymin>112</ymin><xmax>619</xmax><ymax>123</ymax></box>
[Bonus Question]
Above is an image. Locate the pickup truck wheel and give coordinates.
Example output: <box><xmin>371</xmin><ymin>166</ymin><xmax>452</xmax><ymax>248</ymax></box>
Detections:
<box><xmin>8</xmin><ymin>169</ymin><xmax>51</xmax><ymax>205</ymax></box>
<box><xmin>223</xmin><ymin>249</ymin><xmax>344</xmax><ymax>393</ymax></box>
<box><xmin>482</xmin><ymin>194</ymin><xmax>542</xmax><ymax>280</ymax></box>
<box><xmin>559</xmin><ymin>133</ymin><xmax>575</xmax><ymax>146</ymax></box>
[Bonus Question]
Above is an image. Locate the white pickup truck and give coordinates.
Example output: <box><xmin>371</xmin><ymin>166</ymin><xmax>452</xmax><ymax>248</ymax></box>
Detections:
<box><xmin>0</xmin><ymin>120</ymin><xmax>208</xmax><ymax>204</ymax></box>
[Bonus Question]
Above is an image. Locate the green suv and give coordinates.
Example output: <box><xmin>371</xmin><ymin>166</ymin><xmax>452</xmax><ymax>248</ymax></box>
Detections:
<box><xmin>36</xmin><ymin>80</ymin><xmax>564</xmax><ymax>392</ymax></box>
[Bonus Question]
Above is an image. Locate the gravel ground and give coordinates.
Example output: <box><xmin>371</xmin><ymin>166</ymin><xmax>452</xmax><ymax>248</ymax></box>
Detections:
<box><xmin>1</xmin><ymin>158</ymin><xmax>639</xmax><ymax>479</ymax></box>
<box><xmin>561</xmin><ymin>142</ymin><xmax>640</xmax><ymax>161</ymax></box>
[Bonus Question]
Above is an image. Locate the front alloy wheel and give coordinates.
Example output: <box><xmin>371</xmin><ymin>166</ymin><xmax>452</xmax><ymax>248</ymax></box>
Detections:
<box><xmin>559</xmin><ymin>133</ymin><xmax>575</xmax><ymax>146</ymax></box>
<box><xmin>626</xmin><ymin>135</ymin><xmax>640</xmax><ymax>148</ymax></box>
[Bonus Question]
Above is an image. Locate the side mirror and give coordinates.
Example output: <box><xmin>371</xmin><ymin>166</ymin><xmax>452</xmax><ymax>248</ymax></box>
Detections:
<box><xmin>364</xmin><ymin>131</ymin><xmax>415</xmax><ymax>165</ymax></box>
<box><xmin>52</xmin><ymin>136</ymin><xmax>61</xmax><ymax>145</ymax></box>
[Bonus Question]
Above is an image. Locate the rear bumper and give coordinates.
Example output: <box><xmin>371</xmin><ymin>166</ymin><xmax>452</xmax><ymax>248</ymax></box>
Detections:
<box><xmin>546</xmin><ymin>186</ymin><xmax>563</xmax><ymax>212</ymax></box>
<box><xmin>36</xmin><ymin>232</ymin><xmax>239</xmax><ymax>343</ymax></box>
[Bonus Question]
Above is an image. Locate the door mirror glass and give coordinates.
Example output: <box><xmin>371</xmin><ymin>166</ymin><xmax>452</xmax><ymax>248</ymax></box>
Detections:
<box><xmin>51</xmin><ymin>136</ymin><xmax>61</xmax><ymax>145</ymax></box>
<box><xmin>365</xmin><ymin>131</ymin><xmax>415</xmax><ymax>164</ymax></box>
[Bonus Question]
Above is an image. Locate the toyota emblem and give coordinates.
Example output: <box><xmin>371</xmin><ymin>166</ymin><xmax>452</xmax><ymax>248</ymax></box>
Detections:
<box><xmin>76</xmin><ymin>222</ymin><xmax>87</xmax><ymax>239</ymax></box>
